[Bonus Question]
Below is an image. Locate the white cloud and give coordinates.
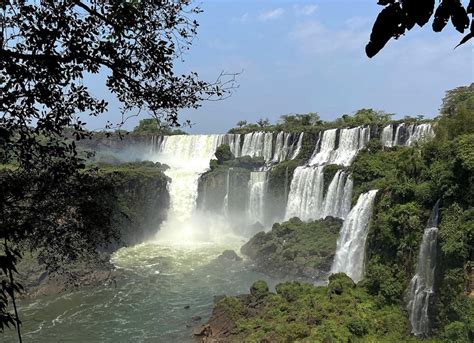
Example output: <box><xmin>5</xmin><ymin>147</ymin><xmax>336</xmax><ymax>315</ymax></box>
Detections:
<box><xmin>294</xmin><ymin>4</ymin><xmax>318</xmax><ymax>16</ymax></box>
<box><xmin>232</xmin><ymin>12</ymin><xmax>249</xmax><ymax>23</ymax></box>
<box><xmin>289</xmin><ymin>20</ymin><xmax>368</xmax><ymax>55</ymax></box>
<box><xmin>258</xmin><ymin>8</ymin><xmax>284</xmax><ymax>22</ymax></box>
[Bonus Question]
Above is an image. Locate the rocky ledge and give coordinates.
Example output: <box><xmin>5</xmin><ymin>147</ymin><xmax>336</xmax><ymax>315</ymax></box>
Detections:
<box><xmin>240</xmin><ymin>217</ymin><xmax>342</xmax><ymax>280</ymax></box>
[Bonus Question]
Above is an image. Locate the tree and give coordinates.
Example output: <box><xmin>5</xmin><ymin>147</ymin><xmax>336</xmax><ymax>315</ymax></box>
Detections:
<box><xmin>0</xmin><ymin>1</ymin><xmax>236</xmax><ymax>337</ymax></box>
<box><xmin>237</xmin><ymin>120</ymin><xmax>248</xmax><ymax>128</ymax></box>
<box><xmin>132</xmin><ymin>118</ymin><xmax>186</xmax><ymax>135</ymax></box>
<box><xmin>440</xmin><ymin>83</ymin><xmax>474</xmax><ymax>116</ymax></box>
<box><xmin>1</xmin><ymin>1</ymin><xmax>236</xmax><ymax>170</ymax></box>
<box><xmin>367</xmin><ymin>0</ymin><xmax>474</xmax><ymax>58</ymax></box>
<box><xmin>257</xmin><ymin>118</ymin><xmax>270</xmax><ymax>128</ymax></box>
<box><xmin>215</xmin><ymin>144</ymin><xmax>234</xmax><ymax>164</ymax></box>
<box><xmin>436</xmin><ymin>83</ymin><xmax>474</xmax><ymax>140</ymax></box>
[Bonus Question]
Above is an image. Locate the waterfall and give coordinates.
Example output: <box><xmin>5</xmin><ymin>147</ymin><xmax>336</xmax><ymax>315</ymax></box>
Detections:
<box><xmin>406</xmin><ymin>201</ymin><xmax>440</xmax><ymax>336</ymax></box>
<box><xmin>406</xmin><ymin>124</ymin><xmax>435</xmax><ymax>146</ymax></box>
<box><xmin>248</xmin><ymin>171</ymin><xmax>268</xmax><ymax>224</ymax></box>
<box><xmin>331</xmin><ymin>190</ymin><xmax>378</xmax><ymax>283</ymax></box>
<box><xmin>322</xmin><ymin>171</ymin><xmax>352</xmax><ymax>219</ymax></box>
<box><xmin>240</xmin><ymin>132</ymin><xmax>271</xmax><ymax>160</ymax></box>
<box><xmin>149</xmin><ymin>135</ymin><xmax>235</xmax><ymax>243</ymax></box>
<box><xmin>222</xmin><ymin>168</ymin><xmax>231</xmax><ymax>216</ymax></box>
<box><xmin>309</xmin><ymin>127</ymin><xmax>369</xmax><ymax>166</ymax></box>
<box><xmin>285</xmin><ymin>167</ymin><xmax>353</xmax><ymax>221</ymax></box>
<box><xmin>285</xmin><ymin>166</ymin><xmax>325</xmax><ymax>221</ymax></box>
<box><xmin>238</xmin><ymin>131</ymin><xmax>302</xmax><ymax>164</ymax></box>
<box><xmin>289</xmin><ymin>133</ymin><xmax>304</xmax><ymax>160</ymax></box>
<box><xmin>340</xmin><ymin>175</ymin><xmax>353</xmax><ymax>219</ymax></box>
<box><xmin>309</xmin><ymin>129</ymin><xmax>337</xmax><ymax>166</ymax></box>
<box><xmin>381</xmin><ymin>123</ymin><xmax>435</xmax><ymax>147</ymax></box>
<box><xmin>380</xmin><ymin>124</ymin><xmax>395</xmax><ymax>147</ymax></box>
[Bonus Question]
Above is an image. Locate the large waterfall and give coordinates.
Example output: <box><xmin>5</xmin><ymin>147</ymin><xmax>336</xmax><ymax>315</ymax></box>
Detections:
<box><xmin>146</xmin><ymin>131</ymin><xmax>305</xmax><ymax>242</ymax></box>
<box><xmin>285</xmin><ymin>167</ymin><xmax>353</xmax><ymax>221</ymax></box>
<box><xmin>381</xmin><ymin>123</ymin><xmax>434</xmax><ymax>147</ymax></box>
<box><xmin>149</xmin><ymin>135</ymin><xmax>236</xmax><ymax>243</ymax></box>
<box><xmin>330</xmin><ymin>190</ymin><xmax>378</xmax><ymax>283</ymax></box>
<box><xmin>406</xmin><ymin>201</ymin><xmax>440</xmax><ymax>336</ymax></box>
<box><xmin>283</xmin><ymin>126</ymin><xmax>368</xmax><ymax>222</ymax></box>
<box><xmin>309</xmin><ymin>126</ymin><xmax>370</xmax><ymax>166</ymax></box>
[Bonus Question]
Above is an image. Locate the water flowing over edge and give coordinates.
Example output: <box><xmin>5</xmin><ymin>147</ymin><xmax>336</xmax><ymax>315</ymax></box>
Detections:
<box><xmin>330</xmin><ymin>190</ymin><xmax>378</xmax><ymax>283</ymax></box>
<box><xmin>406</xmin><ymin>200</ymin><xmax>440</xmax><ymax>336</ymax></box>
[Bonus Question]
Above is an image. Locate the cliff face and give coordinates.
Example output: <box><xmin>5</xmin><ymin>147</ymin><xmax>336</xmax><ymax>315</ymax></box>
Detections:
<box><xmin>16</xmin><ymin>163</ymin><xmax>170</xmax><ymax>298</ymax></box>
<box><xmin>103</xmin><ymin>165</ymin><xmax>170</xmax><ymax>246</ymax></box>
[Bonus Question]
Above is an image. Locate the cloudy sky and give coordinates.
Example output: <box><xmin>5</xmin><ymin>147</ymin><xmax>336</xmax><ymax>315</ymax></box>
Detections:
<box><xmin>86</xmin><ymin>0</ymin><xmax>473</xmax><ymax>133</ymax></box>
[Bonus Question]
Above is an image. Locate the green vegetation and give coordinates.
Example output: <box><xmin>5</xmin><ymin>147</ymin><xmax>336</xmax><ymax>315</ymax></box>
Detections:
<box><xmin>349</xmin><ymin>85</ymin><xmax>474</xmax><ymax>339</ymax></box>
<box><xmin>214</xmin><ymin>144</ymin><xmax>235</xmax><ymax>165</ymax></box>
<box><xmin>228</xmin><ymin>109</ymin><xmax>402</xmax><ymax>135</ymax></box>
<box><xmin>204</xmin><ymin>84</ymin><xmax>474</xmax><ymax>342</ymax></box>
<box><xmin>211</xmin><ymin>275</ymin><xmax>431</xmax><ymax>342</ymax></box>
<box><xmin>0</xmin><ymin>161</ymin><xmax>169</xmax><ymax>290</ymax></box>
<box><xmin>132</xmin><ymin>119</ymin><xmax>187</xmax><ymax>136</ymax></box>
<box><xmin>241</xmin><ymin>217</ymin><xmax>342</xmax><ymax>279</ymax></box>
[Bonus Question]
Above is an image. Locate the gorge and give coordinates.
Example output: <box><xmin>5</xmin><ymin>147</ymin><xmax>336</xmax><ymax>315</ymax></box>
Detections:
<box><xmin>5</xmin><ymin>115</ymin><xmax>473</xmax><ymax>342</ymax></box>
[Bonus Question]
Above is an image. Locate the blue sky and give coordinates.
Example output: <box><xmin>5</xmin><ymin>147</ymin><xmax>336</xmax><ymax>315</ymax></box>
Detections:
<box><xmin>85</xmin><ymin>0</ymin><xmax>473</xmax><ymax>133</ymax></box>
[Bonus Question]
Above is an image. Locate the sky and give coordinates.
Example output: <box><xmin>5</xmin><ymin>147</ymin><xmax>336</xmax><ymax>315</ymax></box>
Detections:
<box><xmin>85</xmin><ymin>0</ymin><xmax>473</xmax><ymax>133</ymax></box>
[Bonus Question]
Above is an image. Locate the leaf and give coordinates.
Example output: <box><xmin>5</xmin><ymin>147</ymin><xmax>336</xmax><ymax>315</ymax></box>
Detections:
<box><xmin>366</xmin><ymin>3</ymin><xmax>406</xmax><ymax>58</ymax></box>
<box><xmin>432</xmin><ymin>1</ymin><xmax>451</xmax><ymax>32</ymax></box>
<box><xmin>454</xmin><ymin>32</ymin><xmax>473</xmax><ymax>48</ymax></box>
<box><xmin>467</xmin><ymin>0</ymin><xmax>474</xmax><ymax>14</ymax></box>
<box><xmin>402</xmin><ymin>0</ymin><xmax>435</xmax><ymax>28</ymax></box>
<box><xmin>450</xmin><ymin>0</ymin><xmax>470</xmax><ymax>33</ymax></box>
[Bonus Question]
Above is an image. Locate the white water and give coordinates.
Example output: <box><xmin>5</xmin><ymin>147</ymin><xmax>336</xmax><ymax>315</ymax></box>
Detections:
<box><xmin>406</xmin><ymin>124</ymin><xmax>435</xmax><ymax>146</ymax></box>
<box><xmin>285</xmin><ymin>166</ymin><xmax>325</xmax><ymax>221</ymax></box>
<box><xmin>322</xmin><ymin>171</ymin><xmax>352</xmax><ymax>219</ymax></box>
<box><xmin>239</xmin><ymin>131</ymin><xmax>303</xmax><ymax>164</ymax></box>
<box><xmin>285</xmin><ymin>167</ymin><xmax>353</xmax><ymax>221</ymax></box>
<box><xmin>331</xmin><ymin>190</ymin><xmax>378</xmax><ymax>283</ymax></box>
<box><xmin>406</xmin><ymin>201</ymin><xmax>440</xmax><ymax>336</ymax></box>
<box><xmin>248</xmin><ymin>171</ymin><xmax>268</xmax><ymax>224</ymax></box>
<box><xmin>148</xmin><ymin>135</ymin><xmax>237</xmax><ymax>244</ymax></box>
<box><xmin>381</xmin><ymin>123</ymin><xmax>435</xmax><ymax>147</ymax></box>
<box><xmin>309</xmin><ymin>127</ymin><xmax>370</xmax><ymax>166</ymax></box>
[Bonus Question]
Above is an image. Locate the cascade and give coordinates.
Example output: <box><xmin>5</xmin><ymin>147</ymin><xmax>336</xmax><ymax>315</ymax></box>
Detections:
<box><xmin>309</xmin><ymin>127</ymin><xmax>369</xmax><ymax>166</ymax></box>
<box><xmin>149</xmin><ymin>135</ymin><xmax>235</xmax><ymax>243</ymax></box>
<box><xmin>380</xmin><ymin>124</ymin><xmax>395</xmax><ymax>147</ymax></box>
<box><xmin>285</xmin><ymin>166</ymin><xmax>325</xmax><ymax>221</ymax></box>
<box><xmin>217</xmin><ymin>134</ymin><xmax>242</xmax><ymax>157</ymax></box>
<box><xmin>222</xmin><ymin>168</ymin><xmax>231</xmax><ymax>216</ymax></box>
<box><xmin>406</xmin><ymin>201</ymin><xmax>440</xmax><ymax>336</ymax></box>
<box><xmin>285</xmin><ymin>167</ymin><xmax>353</xmax><ymax>221</ymax></box>
<box><xmin>289</xmin><ymin>133</ymin><xmax>304</xmax><ymax>160</ymax></box>
<box><xmin>381</xmin><ymin>123</ymin><xmax>435</xmax><ymax>147</ymax></box>
<box><xmin>330</xmin><ymin>190</ymin><xmax>378</xmax><ymax>283</ymax></box>
<box><xmin>340</xmin><ymin>175</ymin><xmax>353</xmax><ymax>219</ymax></box>
<box><xmin>406</xmin><ymin>123</ymin><xmax>435</xmax><ymax>146</ymax></box>
<box><xmin>322</xmin><ymin>171</ymin><xmax>352</xmax><ymax>219</ymax></box>
<box><xmin>247</xmin><ymin>171</ymin><xmax>268</xmax><ymax>224</ymax></box>
<box><xmin>238</xmin><ymin>131</ymin><xmax>302</xmax><ymax>164</ymax></box>
<box><xmin>309</xmin><ymin>129</ymin><xmax>337</xmax><ymax>166</ymax></box>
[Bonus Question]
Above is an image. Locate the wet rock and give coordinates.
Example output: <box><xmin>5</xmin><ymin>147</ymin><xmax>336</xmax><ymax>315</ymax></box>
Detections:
<box><xmin>193</xmin><ymin>324</ymin><xmax>211</xmax><ymax>337</ymax></box>
<box><xmin>192</xmin><ymin>315</ymin><xmax>202</xmax><ymax>321</ymax></box>
<box><xmin>216</xmin><ymin>250</ymin><xmax>242</xmax><ymax>262</ymax></box>
<box><xmin>184</xmin><ymin>305</ymin><xmax>190</xmax><ymax>309</ymax></box>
